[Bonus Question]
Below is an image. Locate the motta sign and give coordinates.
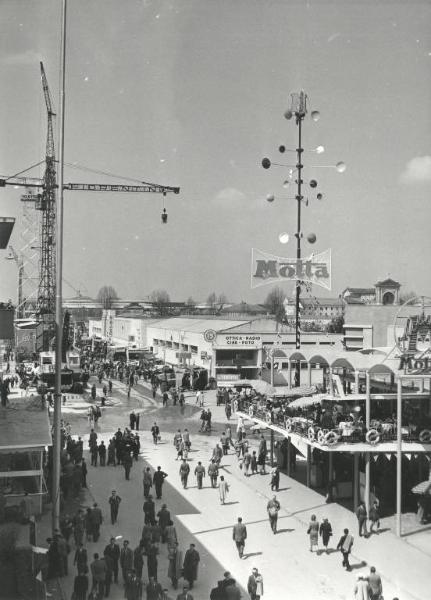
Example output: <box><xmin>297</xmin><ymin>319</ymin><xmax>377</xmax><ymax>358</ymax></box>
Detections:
<box><xmin>399</xmin><ymin>354</ymin><xmax>431</xmax><ymax>374</ymax></box>
<box><xmin>216</xmin><ymin>334</ymin><xmax>262</xmax><ymax>348</ymax></box>
<box><xmin>251</xmin><ymin>248</ymin><xmax>331</xmax><ymax>290</ymax></box>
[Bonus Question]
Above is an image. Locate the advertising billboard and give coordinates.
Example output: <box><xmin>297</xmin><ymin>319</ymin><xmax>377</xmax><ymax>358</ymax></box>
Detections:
<box><xmin>0</xmin><ymin>308</ymin><xmax>14</xmax><ymax>339</ymax></box>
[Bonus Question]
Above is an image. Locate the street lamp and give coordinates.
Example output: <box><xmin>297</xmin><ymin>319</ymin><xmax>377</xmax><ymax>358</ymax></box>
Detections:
<box><xmin>262</xmin><ymin>90</ymin><xmax>345</xmax><ymax>384</ymax></box>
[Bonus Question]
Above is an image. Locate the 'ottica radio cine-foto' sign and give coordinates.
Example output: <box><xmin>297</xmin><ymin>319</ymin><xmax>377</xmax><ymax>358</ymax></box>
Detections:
<box><xmin>251</xmin><ymin>248</ymin><xmax>331</xmax><ymax>290</ymax></box>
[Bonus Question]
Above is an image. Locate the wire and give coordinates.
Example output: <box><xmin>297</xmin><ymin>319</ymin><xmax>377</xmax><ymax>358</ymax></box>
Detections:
<box><xmin>4</xmin><ymin>160</ymin><xmax>46</xmax><ymax>181</ymax></box>
<box><xmin>63</xmin><ymin>162</ymin><xmax>164</xmax><ymax>187</ymax></box>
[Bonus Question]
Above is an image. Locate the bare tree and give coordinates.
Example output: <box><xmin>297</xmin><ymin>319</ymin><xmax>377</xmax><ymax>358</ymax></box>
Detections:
<box><xmin>96</xmin><ymin>285</ymin><xmax>119</xmax><ymax>309</ymax></box>
<box><xmin>149</xmin><ymin>289</ymin><xmax>171</xmax><ymax>316</ymax></box>
<box><xmin>399</xmin><ymin>290</ymin><xmax>418</xmax><ymax>304</ymax></box>
<box><xmin>207</xmin><ymin>291</ymin><xmax>217</xmax><ymax>307</ymax></box>
<box><xmin>217</xmin><ymin>293</ymin><xmax>228</xmax><ymax>306</ymax></box>
<box><xmin>185</xmin><ymin>296</ymin><xmax>196</xmax><ymax>307</ymax></box>
<box><xmin>264</xmin><ymin>286</ymin><xmax>287</xmax><ymax>322</ymax></box>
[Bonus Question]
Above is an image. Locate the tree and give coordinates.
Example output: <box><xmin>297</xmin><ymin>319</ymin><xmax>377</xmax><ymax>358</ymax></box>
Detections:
<box><xmin>207</xmin><ymin>292</ymin><xmax>217</xmax><ymax>307</ymax></box>
<box><xmin>264</xmin><ymin>286</ymin><xmax>287</xmax><ymax>322</ymax></box>
<box><xmin>185</xmin><ymin>296</ymin><xmax>196</xmax><ymax>307</ymax></box>
<box><xmin>399</xmin><ymin>290</ymin><xmax>418</xmax><ymax>304</ymax></box>
<box><xmin>217</xmin><ymin>293</ymin><xmax>228</xmax><ymax>306</ymax></box>
<box><xmin>327</xmin><ymin>315</ymin><xmax>344</xmax><ymax>334</ymax></box>
<box><xmin>149</xmin><ymin>289</ymin><xmax>171</xmax><ymax>316</ymax></box>
<box><xmin>96</xmin><ymin>285</ymin><xmax>119</xmax><ymax>309</ymax></box>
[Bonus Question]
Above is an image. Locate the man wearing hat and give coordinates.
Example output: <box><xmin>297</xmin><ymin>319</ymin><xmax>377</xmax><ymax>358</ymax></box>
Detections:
<box><xmin>247</xmin><ymin>567</ymin><xmax>264</xmax><ymax>600</ymax></box>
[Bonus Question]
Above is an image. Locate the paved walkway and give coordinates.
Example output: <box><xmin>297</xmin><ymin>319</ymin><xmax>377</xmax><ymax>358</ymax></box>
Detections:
<box><xmin>18</xmin><ymin>380</ymin><xmax>431</xmax><ymax>599</ymax></box>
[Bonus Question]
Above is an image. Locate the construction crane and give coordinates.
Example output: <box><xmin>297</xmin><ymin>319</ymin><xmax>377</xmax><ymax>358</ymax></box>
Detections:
<box><xmin>0</xmin><ymin>62</ymin><xmax>180</xmax><ymax>351</ymax></box>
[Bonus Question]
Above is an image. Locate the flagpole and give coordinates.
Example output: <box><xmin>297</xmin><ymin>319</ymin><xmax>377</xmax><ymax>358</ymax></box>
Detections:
<box><xmin>52</xmin><ymin>0</ymin><xmax>67</xmax><ymax>534</ymax></box>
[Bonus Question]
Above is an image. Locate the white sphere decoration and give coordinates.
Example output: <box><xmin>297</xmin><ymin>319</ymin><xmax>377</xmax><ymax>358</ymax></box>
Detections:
<box><xmin>279</xmin><ymin>232</ymin><xmax>290</xmax><ymax>244</ymax></box>
<box><xmin>336</xmin><ymin>161</ymin><xmax>346</xmax><ymax>173</ymax></box>
<box><xmin>266</xmin><ymin>194</ymin><xmax>275</xmax><ymax>203</ymax></box>
<box><xmin>315</xmin><ymin>145</ymin><xmax>325</xmax><ymax>154</ymax></box>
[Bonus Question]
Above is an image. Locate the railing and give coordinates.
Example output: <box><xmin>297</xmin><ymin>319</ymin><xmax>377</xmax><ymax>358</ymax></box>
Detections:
<box><xmin>240</xmin><ymin>399</ymin><xmax>431</xmax><ymax>447</ymax></box>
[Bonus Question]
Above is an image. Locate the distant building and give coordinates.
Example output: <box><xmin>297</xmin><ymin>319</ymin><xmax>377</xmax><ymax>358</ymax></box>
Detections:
<box><xmin>342</xmin><ymin>278</ymin><xmax>404</xmax><ymax>350</ymax></box>
<box><xmin>283</xmin><ymin>297</ymin><xmax>344</xmax><ymax>321</ymax></box>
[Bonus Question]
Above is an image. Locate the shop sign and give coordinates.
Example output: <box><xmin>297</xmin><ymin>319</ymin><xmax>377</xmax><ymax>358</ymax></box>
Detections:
<box><xmin>203</xmin><ymin>329</ymin><xmax>217</xmax><ymax>343</ymax></box>
<box><xmin>216</xmin><ymin>334</ymin><xmax>262</xmax><ymax>348</ymax></box>
<box><xmin>176</xmin><ymin>351</ymin><xmax>191</xmax><ymax>359</ymax></box>
<box><xmin>200</xmin><ymin>351</ymin><xmax>208</xmax><ymax>360</ymax></box>
<box><xmin>399</xmin><ymin>354</ymin><xmax>431</xmax><ymax>374</ymax></box>
<box><xmin>251</xmin><ymin>248</ymin><xmax>331</xmax><ymax>290</ymax></box>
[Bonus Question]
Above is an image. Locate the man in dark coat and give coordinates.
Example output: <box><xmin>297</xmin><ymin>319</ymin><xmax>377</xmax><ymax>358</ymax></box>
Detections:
<box><xmin>81</xmin><ymin>459</ymin><xmax>87</xmax><ymax>488</ymax></box>
<box><xmin>108</xmin><ymin>490</ymin><xmax>121</xmax><ymax>525</ymax></box>
<box><xmin>319</xmin><ymin>518</ymin><xmax>333</xmax><ymax>553</ymax></box>
<box><xmin>157</xmin><ymin>504</ymin><xmax>171</xmax><ymax>542</ymax></box>
<box><xmin>104</xmin><ymin>537</ymin><xmax>120</xmax><ymax>583</ymax></box>
<box><xmin>146</xmin><ymin>576</ymin><xmax>162</xmax><ymax>600</ymax></box>
<box><xmin>153</xmin><ymin>466</ymin><xmax>168</xmax><ymax>499</ymax></box>
<box><xmin>133</xmin><ymin>540</ymin><xmax>145</xmax><ymax>579</ymax></box>
<box><xmin>73</xmin><ymin>571</ymin><xmax>89</xmax><ymax>600</ymax></box>
<box><xmin>232</xmin><ymin>517</ymin><xmax>247</xmax><ymax>559</ymax></box>
<box><xmin>98</xmin><ymin>441</ymin><xmax>106</xmax><ymax>466</ymax></box>
<box><xmin>258</xmin><ymin>435</ymin><xmax>267</xmax><ymax>474</ymax></box>
<box><xmin>120</xmin><ymin>540</ymin><xmax>134</xmax><ymax>583</ymax></box>
<box><xmin>179</xmin><ymin>460</ymin><xmax>190</xmax><ymax>489</ymax></box>
<box><xmin>73</xmin><ymin>542</ymin><xmax>88</xmax><ymax>574</ymax></box>
<box><xmin>90</xmin><ymin>503</ymin><xmax>103</xmax><ymax>542</ymax></box>
<box><xmin>123</xmin><ymin>452</ymin><xmax>133</xmax><ymax>480</ymax></box>
<box><xmin>146</xmin><ymin>542</ymin><xmax>159</xmax><ymax>580</ymax></box>
<box><xmin>182</xmin><ymin>543</ymin><xmax>200</xmax><ymax>589</ymax></box>
<box><xmin>143</xmin><ymin>495</ymin><xmax>156</xmax><ymax>525</ymax></box>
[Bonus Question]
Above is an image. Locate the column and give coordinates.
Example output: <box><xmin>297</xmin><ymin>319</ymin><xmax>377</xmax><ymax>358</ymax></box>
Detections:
<box><xmin>306</xmin><ymin>445</ymin><xmax>311</xmax><ymax>488</ymax></box>
<box><xmin>419</xmin><ymin>378</ymin><xmax>424</xmax><ymax>393</ymax></box>
<box><xmin>328</xmin><ymin>451</ymin><xmax>333</xmax><ymax>494</ymax></box>
<box><xmin>365</xmin><ymin>372</ymin><xmax>371</xmax><ymax>428</ymax></box>
<box><xmin>328</xmin><ymin>367</ymin><xmax>334</xmax><ymax>396</ymax></box>
<box><xmin>353</xmin><ymin>453</ymin><xmax>359</xmax><ymax>511</ymax></box>
<box><xmin>287</xmin><ymin>359</ymin><xmax>292</xmax><ymax>389</ymax></box>
<box><xmin>307</xmin><ymin>362</ymin><xmax>312</xmax><ymax>387</ymax></box>
<box><xmin>354</xmin><ymin>370</ymin><xmax>360</xmax><ymax>394</ymax></box>
<box><xmin>287</xmin><ymin>437</ymin><xmax>292</xmax><ymax>477</ymax></box>
<box><xmin>270</xmin><ymin>429</ymin><xmax>274</xmax><ymax>467</ymax></box>
<box><xmin>270</xmin><ymin>354</ymin><xmax>274</xmax><ymax>387</ymax></box>
<box><xmin>365</xmin><ymin>371</ymin><xmax>371</xmax><ymax>513</ymax></box>
<box><xmin>396</xmin><ymin>377</ymin><xmax>402</xmax><ymax>537</ymax></box>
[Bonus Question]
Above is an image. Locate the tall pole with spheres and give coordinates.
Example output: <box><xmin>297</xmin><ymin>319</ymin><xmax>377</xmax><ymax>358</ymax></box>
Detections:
<box><xmin>262</xmin><ymin>90</ymin><xmax>345</xmax><ymax>387</ymax></box>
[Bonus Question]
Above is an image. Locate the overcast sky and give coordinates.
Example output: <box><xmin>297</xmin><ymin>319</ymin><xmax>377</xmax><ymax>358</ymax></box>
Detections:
<box><xmin>1</xmin><ymin>0</ymin><xmax>430</xmax><ymax>304</ymax></box>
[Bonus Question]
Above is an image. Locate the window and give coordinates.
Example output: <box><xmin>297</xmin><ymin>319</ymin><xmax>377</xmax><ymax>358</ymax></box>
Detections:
<box><xmin>190</xmin><ymin>345</ymin><xmax>198</xmax><ymax>354</ymax></box>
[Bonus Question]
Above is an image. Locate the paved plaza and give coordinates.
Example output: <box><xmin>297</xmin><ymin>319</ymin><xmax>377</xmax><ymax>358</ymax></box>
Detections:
<box><xmin>22</xmin><ymin>376</ymin><xmax>431</xmax><ymax>600</ymax></box>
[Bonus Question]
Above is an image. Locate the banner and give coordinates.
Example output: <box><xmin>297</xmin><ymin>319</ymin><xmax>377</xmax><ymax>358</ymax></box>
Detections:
<box><xmin>251</xmin><ymin>248</ymin><xmax>331</xmax><ymax>290</ymax></box>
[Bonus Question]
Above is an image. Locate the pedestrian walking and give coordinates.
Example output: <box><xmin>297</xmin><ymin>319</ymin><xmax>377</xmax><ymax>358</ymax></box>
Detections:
<box><xmin>307</xmin><ymin>514</ymin><xmax>319</xmax><ymax>552</ymax></box>
<box><xmin>270</xmin><ymin>465</ymin><xmax>279</xmax><ymax>491</ymax></box>
<box><xmin>368</xmin><ymin>566</ymin><xmax>383</xmax><ymax>600</ymax></box>
<box><xmin>104</xmin><ymin>538</ymin><xmax>120</xmax><ymax>584</ymax></box>
<box><xmin>157</xmin><ymin>504</ymin><xmax>171</xmax><ymax>542</ymax></box>
<box><xmin>319</xmin><ymin>518</ymin><xmax>333</xmax><ymax>553</ymax></box>
<box><xmin>143</xmin><ymin>495</ymin><xmax>156</xmax><ymax>525</ymax></box>
<box><xmin>194</xmin><ymin>462</ymin><xmax>206</xmax><ymax>489</ymax></box>
<box><xmin>337</xmin><ymin>528</ymin><xmax>354</xmax><ymax>570</ymax></box>
<box><xmin>243</xmin><ymin>451</ymin><xmax>252</xmax><ymax>477</ymax></box>
<box><xmin>179</xmin><ymin>460</ymin><xmax>190</xmax><ymax>489</ymax></box>
<box><xmin>356</xmin><ymin>501</ymin><xmax>368</xmax><ymax>537</ymax></box>
<box><xmin>353</xmin><ymin>574</ymin><xmax>371</xmax><ymax>600</ymax></box>
<box><xmin>153</xmin><ymin>466</ymin><xmax>168</xmax><ymax>499</ymax></box>
<box><xmin>218</xmin><ymin>476</ymin><xmax>229</xmax><ymax>505</ymax></box>
<box><xmin>176</xmin><ymin>585</ymin><xmax>194</xmax><ymax>600</ymax></box>
<box><xmin>183</xmin><ymin>543</ymin><xmax>200</xmax><ymax>589</ymax></box>
<box><xmin>146</xmin><ymin>576</ymin><xmax>162</xmax><ymax>600</ymax></box>
<box><xmin>90</xmin><ymin>503</ymin><xmax>103</xmax><ymax>542</ymax></box>
<box><xmin>151</xmin><ymin>422</ymin><xmax>160</xmax><ymax>445</ymax></box>
<box><xmin>369</xmin><ymin>501</ymin><xmax>380</xmax><ymax>533</ymax></box>
<box><xmin>208</xmin><ymin>460</ymin><xmax>219</xmax><ymax>488</ymax></box>
<box><xmin>133</xmin><ymin>540</ymin><xmax>145</xmax><ymax>579</ymax></box>
<box><xmin>125</xmin><ymin>569</ymin><xmax>143</xmax><ymax>600</ymax></box>
<box><xmin>108</xmin><ymin>490</ymin><xmax>121</xmax><ymax>525</ymax></box>
<box><xmin>90</xmin><ymin>553</ymin><xmax>106</xmax><ymax>597</ymax></box>
<box><xmin>73</xmin><ymin>571</ymin><xmax>89</xmax><ymax>600</ymax></box>
<box><xmin>120</xmin><ymin>540</ymin><xmax>134</xmax><ymax>583</ymax></box>
<box><xmin>143</xmin><ymin>467</ymin><xmax>153</xmax><ymax>498</ymax></box>
<box><xmin>74</xmin><ymin>542</ymin><xmax>88</xmax><ymax>574</ymax></box>
<box><xmin>232</xmin><ymin>517</ymin><xmax>247</xmax><ymax>559</ymax></box>
<box><xmin>247</xmin><ymin>567</ymin><xmax>264</xmax><ymax>600</ymax></box>
<box><xmin>73</xmin><ymin>509</ymin><xmax>85</xmax><ymax>546</ymax></box>
<box><xmin>258</xmin><ymin>435</ymin><xmax>267</xmax><ymax>474</ymax></box>
<box><xmin>267</xmin><ymin>496</ymin><xmax>280</xmax><ymax>534</ymax></box>
<box><xmin>123</xmin><ymin>451</ymin><xmax>133</xmax><ymax>480</ymax></box>
<box><xmin>165</xmin><ymin>520</ymin><xmax>178</xmax><ymax>549</ymax></box>
<box><xmin>146</xmin><ymin>541</ymin><xmax>159</xmax><ymax>580</ymax></box>
<box><xmin>167</xmin><ymin>541</ymin><xmax>183</xmax><ymax>589</ymax></box>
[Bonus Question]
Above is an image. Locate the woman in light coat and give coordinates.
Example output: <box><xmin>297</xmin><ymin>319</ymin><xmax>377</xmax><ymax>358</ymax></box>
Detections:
<box><xmin>307</xmin><ymin>514</ymin><xmax>319</xmax><ymax>552</ymax></box>
<box><xmin>218</xmin><ymin>476</ymin><xmax>229</xmax><ymax>505</ymax></box>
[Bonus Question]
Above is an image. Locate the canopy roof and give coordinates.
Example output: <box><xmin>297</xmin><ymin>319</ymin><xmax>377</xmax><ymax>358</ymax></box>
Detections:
<box><xmin>0</xmin><ymin>409</ymin><xmax>51</xmax><ymax>450</ymax></box>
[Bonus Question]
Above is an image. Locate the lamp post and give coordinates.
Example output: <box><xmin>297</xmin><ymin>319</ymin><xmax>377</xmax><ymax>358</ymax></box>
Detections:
<box><xmin>262</xmin><ymin>91</ymin><xmax>345</xmax><ymax>385</ymax></box>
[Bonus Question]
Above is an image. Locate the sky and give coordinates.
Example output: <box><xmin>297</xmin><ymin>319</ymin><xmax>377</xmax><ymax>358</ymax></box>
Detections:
<box><xmin>0</xmin><ymin>0</ymin><xmax>430</xmax><ymax>305</ymax></box>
